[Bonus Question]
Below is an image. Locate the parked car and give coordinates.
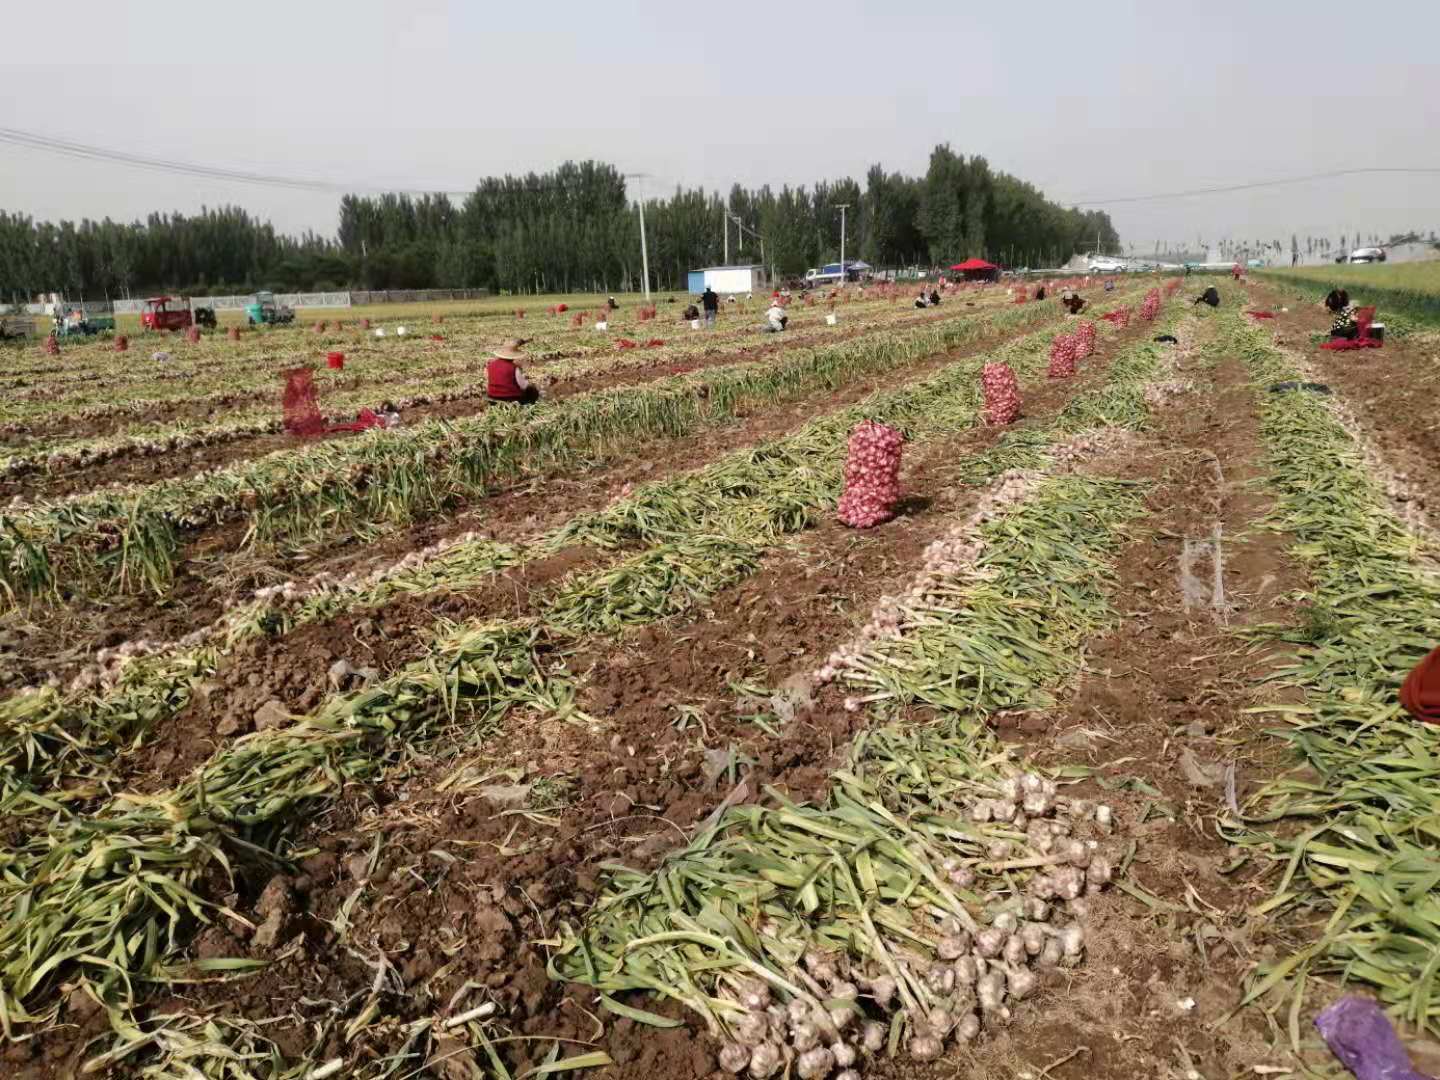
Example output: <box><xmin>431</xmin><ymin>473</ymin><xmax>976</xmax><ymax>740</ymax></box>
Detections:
<box><xmin>1347</xmin><ymin>247</ymin><xmax>1386</xmax><ymax>264</ymax></box>
<box><xmin>1087</xmin><ymin>257</ymin><xmax>1125</xmax><ymax>273</ymax></box>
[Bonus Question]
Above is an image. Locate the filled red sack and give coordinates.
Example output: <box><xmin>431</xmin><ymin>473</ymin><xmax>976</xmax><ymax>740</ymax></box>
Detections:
<box><xmin>282</xmin><ymin>367</ymin><xmax>326</xmax><ymax>437</ymax></box>
<box><xmin>1400</xmin><ymin>645</ymin><xmax>1440</xmax><ymax>723</ymax></box>
<box><xmin>982</xmin><ymin>362</ymin><xmax>1021</xmax><ymax>425</ymax></box>
<box><xmin>837</xmin><ymin>420</ymin><xmax>904</xmax><ymax>528</ymax></box>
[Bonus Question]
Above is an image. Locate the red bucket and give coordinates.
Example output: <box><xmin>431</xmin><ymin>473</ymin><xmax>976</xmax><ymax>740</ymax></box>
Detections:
<box><xmin>327</xmin><ymin>352</ymin><xmax>345</xmax><ymax>370</ymax></box>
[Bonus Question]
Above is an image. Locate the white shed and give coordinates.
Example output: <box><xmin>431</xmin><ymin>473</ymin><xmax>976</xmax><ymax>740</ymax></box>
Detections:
<box><xmin>688</xmin><ymin>264</ymin><xmax>768</xmax><ymax>295</ymax></box>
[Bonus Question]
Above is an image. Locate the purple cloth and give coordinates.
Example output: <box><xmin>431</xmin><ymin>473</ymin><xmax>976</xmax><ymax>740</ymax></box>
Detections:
<box><xmin>1315</xmin><ymin>997</ymin><xmax>1433</xmax><ymax>1080</ymax></box>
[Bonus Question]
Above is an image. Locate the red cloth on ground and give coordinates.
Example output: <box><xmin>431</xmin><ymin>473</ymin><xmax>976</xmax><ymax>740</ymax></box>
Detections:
<box><xmin>1400</xmin><ymin>645</ymin><xmax>1440</xmax><ymax>723</ymax></box>
<box><xmin>327</xmin><ymin>408</ymin><xmax>385</xmax><ymax>433</ymax></box>
<box><xmin>1321</xmin><ymin>337</ymin><xmax>1382</xmax><ymax>351</ymax></box>
<box><xmin>486</xmin><ymin>357</ymin><xmax>524</xmax><ymax>400</ymax></box>
<box><xmin>1247</xmin><ymin>310</ymin><xmax>1276</xmax><ymax>319</ymax></box>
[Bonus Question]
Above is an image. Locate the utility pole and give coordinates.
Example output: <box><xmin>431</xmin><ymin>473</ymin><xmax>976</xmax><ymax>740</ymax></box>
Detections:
<box><xmin>836</xmin><ymin>204</ymin><xmax>851</xmax><ymax>283</ymax></box>
<box><xmin>723</xmin><ymin>207</ymin><xmax>729</xmax><ymax>266</ymax></box>
<box><xmin>624</xmin><ymin>172</ymin><xmax>653</xmax><ymax>300</ymax></box>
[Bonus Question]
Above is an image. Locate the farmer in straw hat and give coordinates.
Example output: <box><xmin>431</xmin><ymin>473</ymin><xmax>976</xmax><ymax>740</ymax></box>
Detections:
<box><xmin>487</xmin><ymin>339</ymin><xmax>540</xmax><ymax>405</ymax></box>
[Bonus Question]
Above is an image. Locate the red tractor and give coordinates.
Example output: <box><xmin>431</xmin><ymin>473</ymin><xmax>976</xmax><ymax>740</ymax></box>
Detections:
<box><xmin>140</xmin><ymin>296</ymin><xmax>217</xmax><ymax>332</ymax></box>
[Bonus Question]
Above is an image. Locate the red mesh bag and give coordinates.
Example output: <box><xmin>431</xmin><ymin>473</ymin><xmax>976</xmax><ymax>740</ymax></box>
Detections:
<box><xmin>360</xmin><ymin>318</ymin><xmax>371</xmax><ymax>330</ymax></box>
<box><xmin>837</xmin><ymin>421</ymin><xmax>904</xmax><ymax>528</ymax></box>
<box><xmin>185</xmin><ymin>326</ymin><xmax>201</xmax><ymax>343</ymax></box>
<box><xmin>43</xmin><ymin>334</ymin><xmax>59</xmax><ymax>356</ymax></box>
<box><xmin>615</xmin><ymin>338</ymin><xmax>639</xmax><ymax>350</ymax></box>
<box><xmin>327</xmin><ymin>352</ymin><xmax>345</xmax><ymax>369</ymax></box>
<box><xmin>982</xmin><ymin>362</ymin><xmax>1021</xmax><ymax>425</ymax></box>
<box><xmin>1048</xmin><ymin>333</ymin><xmax>1078</xmax><ymax>378</ymax></box>
<box><xmin>282</xmin><ymin>367</ymin><xmax>326</xmax><ymax>437</ymax></box>
<box><xmin>645</xmin><ymin>338</ymin><xmax>665</xmax><ymax>347</ymax></box>
<box><xmin>114</xmin><ymin>335</ymin><xmax>128</xmax><ymax>352</ymax></box>
<box><xmin>227</xmin><ymin>326</ymin><xmax>241</xmax><ymax>341</ymax></box>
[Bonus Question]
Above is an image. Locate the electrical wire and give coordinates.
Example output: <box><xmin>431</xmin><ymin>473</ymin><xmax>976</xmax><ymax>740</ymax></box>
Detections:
<box><xmin>1066</xmin><ymin>167</ymin><xmax>1440</xmax><ymax>206</ymax></box>
<box><xmin>0</xmin><ymin>126</ymin><xmax>469</xmax><ymax>196</ymax></box>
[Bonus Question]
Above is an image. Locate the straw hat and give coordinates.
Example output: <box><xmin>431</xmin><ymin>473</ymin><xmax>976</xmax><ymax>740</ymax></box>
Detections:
<box><xmin>493</xmin><ymin>338</ymin><xmax>527</xmax><ymax>360</ymax></box>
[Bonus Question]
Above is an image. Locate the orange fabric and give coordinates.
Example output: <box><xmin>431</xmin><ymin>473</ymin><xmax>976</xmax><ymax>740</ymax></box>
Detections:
<box><xmin>1400</xmin><ymin>645</ymin><xmax>1440</xmax><ymax>724</ymax></box>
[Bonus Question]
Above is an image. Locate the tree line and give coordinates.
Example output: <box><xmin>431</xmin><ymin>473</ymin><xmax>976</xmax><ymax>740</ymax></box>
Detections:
<box><xmin>2</xmin><ymin>145</ymin><xmax>1121</xmax><ymax>300</ymax></box>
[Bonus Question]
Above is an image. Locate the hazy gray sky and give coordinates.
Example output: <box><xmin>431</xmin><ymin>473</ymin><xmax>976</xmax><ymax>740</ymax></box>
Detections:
<box><xmin>4</xmin><ymin>0</ymin><xmax>1437</xmax><ymax>252</ymax></box>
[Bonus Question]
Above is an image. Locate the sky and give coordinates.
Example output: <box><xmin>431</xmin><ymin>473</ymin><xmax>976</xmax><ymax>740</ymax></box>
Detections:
<box><xmin>3</xmin><ymin>0</ymin><xmax>1438</xmax><ymax>256</ymax></box>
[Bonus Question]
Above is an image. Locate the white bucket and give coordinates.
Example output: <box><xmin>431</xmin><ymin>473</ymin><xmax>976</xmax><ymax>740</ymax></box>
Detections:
<box><xmin>690</xmin><ymin>319</ymin><xmax>700</xmax><ymax>330</ymax></box>
<box><xmin>596</xmin><ymin>321</ymin><xmax>608</xmax><ymax>331</ymax></box>
<box><xmin>825</xmin><ymin>313</ymin><xmax>838</xmax><ymax>326</ymax></box>
<box><xmin>374</xmin><ymin>328</ymin><xmax>385</xmax><ymax>337</ymax></box>
<box><xmin>396</xmin><ymin>326</ymin><xmax>407</xmax><ymax>335</ymax></box>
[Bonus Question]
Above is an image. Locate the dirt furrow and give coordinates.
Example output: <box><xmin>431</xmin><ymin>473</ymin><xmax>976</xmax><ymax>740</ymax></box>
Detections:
<box><xmin>907</xmin><ymin>312</ymin><xmax>1312</xmax><ymax>1079</ymax></box>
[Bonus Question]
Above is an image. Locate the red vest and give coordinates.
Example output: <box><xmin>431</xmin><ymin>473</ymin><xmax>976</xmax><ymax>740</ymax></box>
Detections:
<box><xmin>487</xmin><ymin>357</ymin><xmax>522</xmax><ymax>399</ymax></box>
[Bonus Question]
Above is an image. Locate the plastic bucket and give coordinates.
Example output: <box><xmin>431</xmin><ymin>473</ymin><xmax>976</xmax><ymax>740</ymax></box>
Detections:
<box><xmin>595</xmin><ymin>321</ymin><xmax>608</xmax><ymax>331</ymax></box>
<box><xmin>826</xmin><ymin>313</ymin><xmax>838</xmax><ymax>326</ymax></box>
<box><xmin>327</xmin><ymin>352</ymin><xmax>345</xmax><ymax>369</ymax></box>
<box><xmin>690</xmin><ymin>319</ymin><xmax>700</xmax><ymax>330</ymax></box>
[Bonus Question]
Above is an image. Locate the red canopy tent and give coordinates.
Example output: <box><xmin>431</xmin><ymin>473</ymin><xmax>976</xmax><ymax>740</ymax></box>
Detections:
<box><xmin>950</xmin><ymin>258</ymin><xmax>1000</xmax><ymax>282</ymax></box>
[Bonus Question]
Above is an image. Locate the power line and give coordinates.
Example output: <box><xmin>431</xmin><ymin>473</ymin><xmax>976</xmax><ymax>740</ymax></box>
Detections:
<box><xmin>0</xmin><ymin>126</ymin><xmax>470</xmax><ymax>196</ymax></box>
<box><xmin>1064</xmin><ymin>167</ymin><xmax>1440</xmax><ymax>207</ymax></box>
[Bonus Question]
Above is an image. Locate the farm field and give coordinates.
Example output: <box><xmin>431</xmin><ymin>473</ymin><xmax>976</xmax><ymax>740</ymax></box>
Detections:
<box><xmin>4</xmin><ymin>273</ymin><xmax>1440</xmax><ymax>1080</ymax></box>
<box><xmin>97</xmin><ymin>294</ymin><xmax>634</xmax><ymax>335</ymax></box>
